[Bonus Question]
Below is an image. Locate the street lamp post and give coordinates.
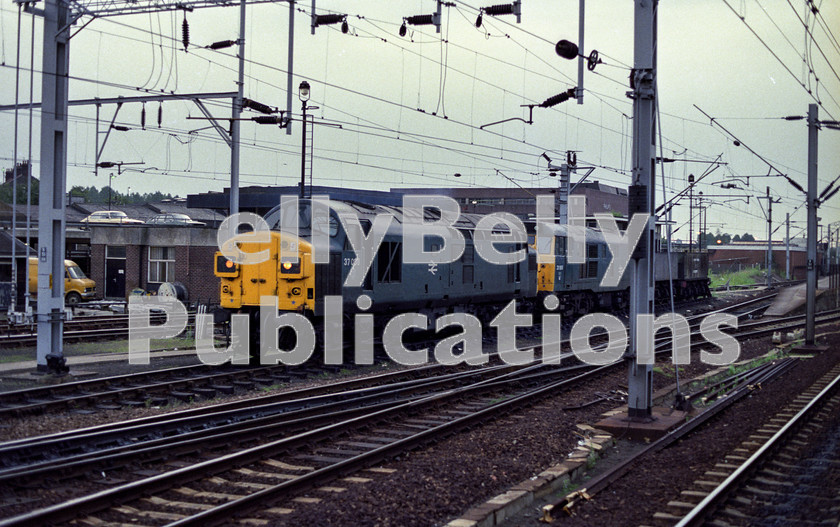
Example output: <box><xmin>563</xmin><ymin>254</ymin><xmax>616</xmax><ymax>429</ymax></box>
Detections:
<box><xmin>299</xmin><ymin>81</ymin><xmax>310</xmax><ymax>199</ymax></box>
<box><xmin>688</xmin><ymin>174</ymin><xmax>694</xmax><ymax>253</ymax></box>
<box><xmin>109</xmin><ymin>172</ymin><xmax>115</xmax><ymax>209</ymax></box>
<box><xmin>697</xmin><ymin>191</ymin><xmax>704</xmax><ymax>251</ymax></box>
<box><xmin>96</xmin><ymin>161</ymin><xmax>143</xmax><ymax>209</ymax></box>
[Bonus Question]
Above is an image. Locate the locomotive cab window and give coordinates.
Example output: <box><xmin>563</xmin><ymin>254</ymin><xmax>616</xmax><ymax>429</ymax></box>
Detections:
<box><xmin>311</xmin><ymin>212</ymin><xmax>340</xmax><ymax>238</ymax></box>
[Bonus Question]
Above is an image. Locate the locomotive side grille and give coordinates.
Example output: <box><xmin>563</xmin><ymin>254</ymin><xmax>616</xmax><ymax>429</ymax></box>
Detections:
<box><xmin>314</xmin><ymin>252</ymin><xmax>342</xmax><ymax>314</ymax></box>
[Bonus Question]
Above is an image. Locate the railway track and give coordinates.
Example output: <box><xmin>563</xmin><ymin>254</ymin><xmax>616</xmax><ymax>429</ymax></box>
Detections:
<box><xmin>0</xmin><ymin>360</ymin><xmax>611</xmax><ymax>526</ymax></box>
<box><xmin>542</xmin><ymin>356</ymin><xmax>803</xmax><ymax>522</ymax></box>
<box><xmin>535</xmin><ymin>312</ymin><xmax>840</xmax><ymax>525</ymax></box>
<box><xmin>0</xmin><ymin>362</ymin><xmax>304</xmax><ymax>417</ymax></box>
<box><xmin>0</xmin><ymin>362</ymin><xmax>520</xmax><ymax>474</ymax></box>
<box><xmin>710</xmin><ymin>278</ymin><xmax>806</xmax><ymax>293</ymax></box>
<box><xmin>0</xmin><ymin>284</ymin><xmax>772</xmax><ymax>346</ymax></box>
<box><xmin>0</xmin><ymin>313</ymin><xmax>131</xmax><ymax>336</ymax></box>
<box><xmin>670</xmin><ymin>362</ymin><xmax>840</xmax><ymax>527</ymax></box>
<box><xmin>0</xmin><ymin>311</ymin><xmax>196</xmax><ymax>346</ymax></box>
<box><xmin>0</xmin><ymin>293</ymin><xmax>824</xmax><ymax>526</ymax></box>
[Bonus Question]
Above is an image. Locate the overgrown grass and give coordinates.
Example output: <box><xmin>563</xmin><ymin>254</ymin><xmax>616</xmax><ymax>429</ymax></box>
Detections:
<box><xmin>709</xmin><ymin>267</ymin><xmax>766</xmax><ymax>288</ymax></box>
<box><xmin>687</xmin><ymin>348</ymin><xmax>788</xmax><ymax>404</ymax></box>
<box><xmin>653</xmin><ymin>364</ymin><xmax>685</xmax><ymax>379</ymax></box>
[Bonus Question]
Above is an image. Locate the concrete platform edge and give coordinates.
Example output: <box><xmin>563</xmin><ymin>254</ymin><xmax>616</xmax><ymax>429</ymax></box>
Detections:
<box><xmin>444</xmin><ymin>425</ymin><xmax>615</xmax><ymax>527</ymax></box>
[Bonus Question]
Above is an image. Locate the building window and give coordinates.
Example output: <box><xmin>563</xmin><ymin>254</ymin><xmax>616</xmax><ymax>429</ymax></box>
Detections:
<box><xmin>148</xmin><ymin>246</ymin><xmax>175</xmax><ymax>283</ymax></box>
<box><xmin>106</xmin><ymin>245</ymin><xmax>126</xmax><ymax>259</ymax></box>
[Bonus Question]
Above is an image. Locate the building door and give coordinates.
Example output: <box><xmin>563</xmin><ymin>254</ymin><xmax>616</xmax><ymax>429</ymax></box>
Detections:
<box><xmin>105</xmin><ymin>245</ymin><xmax>126</xmax><ymax>298</ymax></box>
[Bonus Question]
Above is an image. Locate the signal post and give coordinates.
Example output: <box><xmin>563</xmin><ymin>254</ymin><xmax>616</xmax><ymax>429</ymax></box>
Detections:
<box><xmin>595</xmin><ymin>0</ymin><xmax>691</xmax><ymax>439</ymax></box>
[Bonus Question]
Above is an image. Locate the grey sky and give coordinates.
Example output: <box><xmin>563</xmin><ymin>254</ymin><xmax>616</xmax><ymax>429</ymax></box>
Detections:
<box><xmin>1</xmin><ymin>0</ymin><xmax>838</xmax><ymax>239</ymax></box>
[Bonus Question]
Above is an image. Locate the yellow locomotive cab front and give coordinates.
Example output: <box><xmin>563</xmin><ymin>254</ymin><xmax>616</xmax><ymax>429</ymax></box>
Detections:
<box><xmin>214</xmin><ymin>232</ymin><xmax>316</xmax><ymax>312</ymax></box>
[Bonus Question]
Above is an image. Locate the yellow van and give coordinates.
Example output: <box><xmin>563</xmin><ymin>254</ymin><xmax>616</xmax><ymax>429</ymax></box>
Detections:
<box><xmin>28</xmin><ymin>257</ymin><xmax>96</xmax><ymax>305</ymax></box>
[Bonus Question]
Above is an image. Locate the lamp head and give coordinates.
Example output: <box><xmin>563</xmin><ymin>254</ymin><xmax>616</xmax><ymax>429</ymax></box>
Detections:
<box><xmin>299</xmin><ymin>81</ymin><xmax>311</xmax><ymax>102</ymax></box>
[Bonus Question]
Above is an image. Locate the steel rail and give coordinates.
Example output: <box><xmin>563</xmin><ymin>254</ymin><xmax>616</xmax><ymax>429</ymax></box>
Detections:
<box><xmin>0</xmin><ymin>361</ymin><xmax>575</xmax><ymax>485</ymax></box>
<box><xmin>675</xmin><ymin>367</ymin><xmax>840</xmax><ymax>527</ymax></box>
<box><xmin>168</xmin><ymin>364</ymin><xmax>615</xmax><ymax>527</ymax></box>
<box><xmin>0</xmin><ymin>362</ymin><xmax>288</xmax><ymax>417</ymax></box>
<box><xmin>683</xmin><ymin>292</ymin><xmax>777</xmax><ymax>324</ymax></box>
<box><xmin>0</xmin><ymin>393</ymin><xmax>413</xmax><ymax>485</ymax></box>
<box><xmin>734</xmin><ymin>311</ymin><xmax>840</xmax><ymax>341</ymax></box>
<box><xmin>542</xmin><ymin>307</ymin><xmax>840</xmax><ymax>520</ymax></box>
<box><xmin>0</xmin><ymin>294</ymin><xmax>796</xmax><ymax>467</ymax></box>
<box><xmin>0</xmin><ymin>294</ymin><xmax>808</xmax><ymax>524</ymax></box>
<box><xmin>0</xmin><ymin>363</ymin><xmax>520</xmax><ymax>472</ymax></box>
<box><xmin>544</xmin><ymin>356</ymin><xmax>801</xmax><ymax>520</ymax></box>
<box><xmin>0</xmin><ymin>362</ymin><xmax>451</xmax><ymax>444</ymax></box>
<box><xmin>0</xmin><ymin>287</ymin><xmax>776</xmax><ymax>417</ymax></box>
<box><xmin>0</xmin><ymin>361</ymin><xmax>611</xmax><ymax>527</ymax></box>
<box><xmin>0</xmin><ymin>311</ymin><xmax>195</xmax><ymax>345</ymax></box>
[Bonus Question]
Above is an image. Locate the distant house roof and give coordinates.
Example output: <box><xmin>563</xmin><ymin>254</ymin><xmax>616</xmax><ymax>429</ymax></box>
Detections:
<box><xmin>145</xmin><ymin>201</ymin><xmax>226</xmax><ymax>223</ymax></box>
<box><xmin>709</xmin><ymin>242</ymin><xmax>807</xmax><ymax>252</ymax></box>
<box><xmin>0</xmin><ymin>231</ymin><xmax>34</xmax><ymax>257</ymax></box>
<box><xmin>187</xmin><ymin>185</ymin><xmax>404</xmax><ymax>212</ymax></box>
<box><xmin>0</xmin><ymin>202</ymin><xmax>30</xmax><ymax>223</ymax></box>
<box><xmin>187</xmin><ymin>183</ymin><xmax>630</xmax><ymax>216</ymax></box>
<box><xmin>67</xmin><ymin>202</ymin><xmax>224</xmax><ymax>225</ymax></box>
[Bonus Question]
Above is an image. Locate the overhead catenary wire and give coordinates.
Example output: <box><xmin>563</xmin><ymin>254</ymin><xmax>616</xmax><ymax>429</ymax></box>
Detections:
<box><xmin>782</xmin><ymin>0</ymin><xmax>840</xmax><ymax>88</ymax></box>
<box><xmin>811</xmin><ymin>2</ymin><xmax>840</xmax><ymax>58</ymax></box>
<box><xmin>1</xmin><ymin>3</ymin><xmax>834</xmax><ymax>236</ymax></box>
<box><xmin>0</xmin><ymin>57</ymin><xmax>807</xmax><ymax>216</ymax></box>
<box><xmin>0</xmin><ymin>2</ymin><xmax>715</xmax><ymax>183</ymax></box>
<box><xmin>720</xmin><ymin>0</ymin><xmax>839</xmax><ymax>121</ymax></box>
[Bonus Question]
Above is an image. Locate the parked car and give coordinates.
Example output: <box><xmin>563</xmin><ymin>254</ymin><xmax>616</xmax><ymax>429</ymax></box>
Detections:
<box><xmin>80</xmin><ymin>210</ymin><xmax>144</xmax><ymax>224</ymax></box>
<box><xmin>146</xmin><ymin>213</ymin><xmax>205</xmax><ymax>226</ymax></box>
<box><xmin>28</xmin><ymin>257</ymin><xmax>96</xmax><ymax>305</ymax></box>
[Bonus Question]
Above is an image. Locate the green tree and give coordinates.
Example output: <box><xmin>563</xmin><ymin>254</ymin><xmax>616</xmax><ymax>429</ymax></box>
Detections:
<box><xmin>60</xmin><ymin>183</ymin><xmax>174</xmax><ymax>205</ymax></box>
<box><xmin>0</xmin><ymin>162</ymin><xmax>39</xmax><ymax>205</ymax></box>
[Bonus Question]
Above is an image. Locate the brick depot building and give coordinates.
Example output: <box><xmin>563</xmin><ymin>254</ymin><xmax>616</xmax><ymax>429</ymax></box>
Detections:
<box><xmin>88</xmin><ymin>225</ymin><xmax>219</xmax><ymax>303</ymax></box>
<box><xmin>706</xmin><ymin>240</ymin><xmax>817</xmax><ymax>280</ymax></box>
